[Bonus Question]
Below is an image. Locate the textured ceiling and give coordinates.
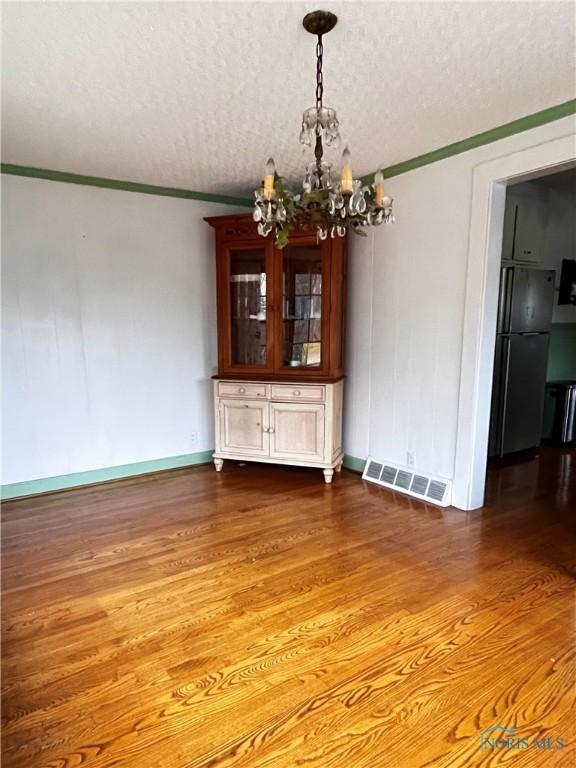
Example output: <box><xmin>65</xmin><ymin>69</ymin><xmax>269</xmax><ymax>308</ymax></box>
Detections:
<box><xmin>2</xmin><ymin>1</ymin><xmax>575</xmax><ymax>196</ymax></box>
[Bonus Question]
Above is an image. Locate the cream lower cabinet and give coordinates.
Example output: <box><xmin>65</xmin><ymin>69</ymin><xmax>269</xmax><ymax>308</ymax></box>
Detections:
<box><xmin>219</xmin><ymin>399</ymin><xmax>269</xmax><ymax>457</ymax></box>
<box><xmin>213</xmin><ymin>380</ymin><xmax>343</xmax><ymax>483</ymax></box>
<box><xmin>269</xmin><ymin>402</ymin><xmax>324</xmax><ymax>461</ymax></box>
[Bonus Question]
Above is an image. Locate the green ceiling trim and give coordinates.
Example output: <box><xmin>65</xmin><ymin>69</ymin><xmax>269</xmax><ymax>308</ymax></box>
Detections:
<box><xmin>0</xmin><ymin>163</ymin><xmax>253</xmax><ymax>207</ymax></box>
<box><xmin>3</xmin><ymin>100</ymin><xmax>574</xmax><ymax>203</ymax></box>
<box><xmin>361</xmin><ymin>99</ymin><xmax>576</xmax><ymax>185</ymax></box>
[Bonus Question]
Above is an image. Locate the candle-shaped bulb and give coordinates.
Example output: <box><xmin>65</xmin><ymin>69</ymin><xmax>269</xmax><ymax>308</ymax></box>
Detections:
<box><xmin>374</xmin><ymin>169</ymin><xmax>385</xmax><ymax>206</ymax></box>
<box><xmin>263</xmin><ymin>157</ymin><xmax>276</xmax><ymax>200</ymax></box>
<box><xmin>341</xmin><ymin>146</ymin><xmax>353</xmax><ymax>193</ymax></box>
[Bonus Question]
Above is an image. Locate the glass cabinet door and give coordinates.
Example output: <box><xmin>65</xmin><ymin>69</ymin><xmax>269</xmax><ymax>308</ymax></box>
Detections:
<box><xmin>227</xmin><ymin>246</ymin><xmax>270</xmax><ymax>367</ymax></box>
<box><xmin>280</xmin><ymin>244</ymin><xmax>325</xmax><ymax>370</ymax></box>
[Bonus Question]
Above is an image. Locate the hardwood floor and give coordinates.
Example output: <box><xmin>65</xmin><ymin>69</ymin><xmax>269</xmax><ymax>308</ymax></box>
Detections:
<box><xmin>2</xmin><ymin>449</ymin><xmax>575</xmax><ymax>767</ymax></box>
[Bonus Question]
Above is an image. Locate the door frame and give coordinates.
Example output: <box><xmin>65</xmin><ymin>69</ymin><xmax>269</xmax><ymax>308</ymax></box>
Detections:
<box><xmin>452</xmin><ymin>134</ymin><xmax>576</xmax><ymax>510</ymax></box>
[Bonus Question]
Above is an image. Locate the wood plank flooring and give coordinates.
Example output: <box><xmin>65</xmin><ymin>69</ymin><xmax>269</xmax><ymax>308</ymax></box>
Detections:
<box><xmin>2</xmin><ymin>449</ymin><xmax>575</xmax><ymax>767</ymax></box>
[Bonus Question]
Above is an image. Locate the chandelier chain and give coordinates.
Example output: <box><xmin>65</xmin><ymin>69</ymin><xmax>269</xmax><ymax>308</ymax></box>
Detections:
<box><xmin>315</xmin><ymin>35</ymin><xmax>323</xmax><ymax>110</ymax></box>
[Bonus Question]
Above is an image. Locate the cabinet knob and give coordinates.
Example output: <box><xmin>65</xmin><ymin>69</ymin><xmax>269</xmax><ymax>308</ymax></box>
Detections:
<box><xmin>238</xmin><ymin>387</ymin><xmax>246</xmax><ymax>394</ymax></box>
<box><xmin>293</xmin><ymin>390</ymin><xmax>301</xmax><ymax>396</ymax></box>
<box><xmin>269</xmin><ymin>427</ymin><xmax>275</xmax><ymax>433</ymax></box>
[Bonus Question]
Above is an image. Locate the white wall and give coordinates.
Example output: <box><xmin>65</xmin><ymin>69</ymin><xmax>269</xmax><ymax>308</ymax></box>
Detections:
<box><xmin>3</xmin><ymin>117</ymin><xmax>574</xmax><ymax>494</ymax></box>
<box><xmin>1</xmin><ymin>175</ymin><xmax>242</xmax><ymax>484</ymax></box>
<box><xmin>344</xmin><ymin>114</ymin><xmax>576</xmax><ymax>487</ymax></box>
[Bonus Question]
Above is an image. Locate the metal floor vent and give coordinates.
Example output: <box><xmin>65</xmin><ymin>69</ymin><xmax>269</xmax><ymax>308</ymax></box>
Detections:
<box><xmin>362</xmin><ymin>457</ymin><xmax>452</xmax><ymax>507</ymax></box>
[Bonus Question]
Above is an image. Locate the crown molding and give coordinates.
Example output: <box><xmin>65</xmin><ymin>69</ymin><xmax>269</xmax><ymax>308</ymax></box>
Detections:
<box><xmin>0</xmin><ymin>163</ymin><xmax>253</xmax><ymax>207</ymax></box>
<box><xmin>3</xmin><ymin>100</ymin><xmax>574</xmax><ymax>204</ymax></box>
<box><xmin>361</xmin><ymin>99</ymin><xmax>576</xmax><ymax>185</ymax></box>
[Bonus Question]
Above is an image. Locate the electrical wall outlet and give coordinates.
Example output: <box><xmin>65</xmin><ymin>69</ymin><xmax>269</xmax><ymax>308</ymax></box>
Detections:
<box><xmin>406</xmin><ymin>451</ymin><xmax>415</xmax><ymax>467</ymax></box>
<box><xmin>190</xmin><ymin>430</ymin><xmax>198</xmax><ymax>447</ymax></box>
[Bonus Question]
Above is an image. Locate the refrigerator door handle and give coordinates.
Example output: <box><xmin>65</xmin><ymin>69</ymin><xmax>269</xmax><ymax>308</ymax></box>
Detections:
<box><xmin>498</xmin><ymin>267</ymin><xmax>514</xmax><ymax>334</ymax></box>
<box><xmin>499</xmin><ymin>336</ymin><xmax>511</xmax><ymax>457</ymax></box>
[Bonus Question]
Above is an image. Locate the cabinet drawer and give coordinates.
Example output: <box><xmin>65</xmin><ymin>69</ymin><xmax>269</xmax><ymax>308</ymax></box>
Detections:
<box><xmin>271</xmin><ymin>384</ymin><xmax>325</xmax><ymax>402</ymax></box>
<box><xmin>218</xmin><ymin>382</ymin><xmax>268</xmax><ymax>399</ymax></box>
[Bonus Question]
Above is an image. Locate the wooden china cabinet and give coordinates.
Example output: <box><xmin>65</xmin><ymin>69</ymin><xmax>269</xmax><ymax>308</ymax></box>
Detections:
<box><xmin>205</xmin><ymin>213</ymin><xmax>347</xmax><ymax>483</ymax></box>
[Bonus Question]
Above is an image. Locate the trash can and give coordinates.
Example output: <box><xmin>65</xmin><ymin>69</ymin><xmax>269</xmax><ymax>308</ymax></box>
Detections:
<box><xmin>543</xmin><ymin>381</ymin><xmax>576</xmax><ymax>445</ymax></box>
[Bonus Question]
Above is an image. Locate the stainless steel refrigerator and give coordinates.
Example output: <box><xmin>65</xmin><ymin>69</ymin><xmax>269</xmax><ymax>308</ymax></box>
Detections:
<box><xmin>488</xmin><ymin>267</ymin><xmax>556</xmax><ymax>457</ymax></box>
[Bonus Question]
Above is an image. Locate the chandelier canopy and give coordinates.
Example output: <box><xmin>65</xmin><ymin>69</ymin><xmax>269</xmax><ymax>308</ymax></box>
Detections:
<box><xmin>253</xmin><ymin>9</ymin><xmax>395</xmax><ymax>248</ymax></box>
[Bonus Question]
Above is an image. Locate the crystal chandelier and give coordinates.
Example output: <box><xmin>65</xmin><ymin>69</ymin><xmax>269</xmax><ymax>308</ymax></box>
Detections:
<box><xmin>253</xmin><ymin>9</ymin><xmax>394</xmax><ymax>248</ymax></box>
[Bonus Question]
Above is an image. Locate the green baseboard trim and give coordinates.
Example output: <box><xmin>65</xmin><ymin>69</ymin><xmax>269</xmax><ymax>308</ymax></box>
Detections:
<box><xmin>343</xmin><ymin>454</ymin><xmax>366</xmax><ymax>474</ymax></box>
<box><xmin>2</xmin><ymin>451</ymin><xmax>368</xmax><ymax>499</ymax></box>
<box><xmin>0</xmin><ymin>163</ymin><xmax>252</xmax><ymax>208</ymax></box>
<box><xmin>361</xmin><ymin>99</ymin><xmax>576</xmax><ymax>185</ymax></box>
<box><xmin>0</xmin><ymin>451</ymin><xmax>214</xmax><ymax>501</ymax></box>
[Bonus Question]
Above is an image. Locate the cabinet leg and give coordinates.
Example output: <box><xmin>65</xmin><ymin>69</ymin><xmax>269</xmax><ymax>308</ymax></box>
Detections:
<box><xmin>214</xmin><ymin>458</ymin><xmax>224</xmax><ymax>472</ymax></box>
<box><xmin>335</xmin><ymin>461</ymin><xmax>343</xmax><ymax>473</ymax></box>
<box><xmin>323</xmin><ymin>468</ymin><xmax>334</xmax><ymax>484</ymax></box>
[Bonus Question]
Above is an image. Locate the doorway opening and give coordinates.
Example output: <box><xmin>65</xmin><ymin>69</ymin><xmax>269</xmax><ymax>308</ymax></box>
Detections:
<box><xmin>487</xmin><ymin>168</ymin><xmax>576</xmax><ymax>468</ymax></box>
<box><xmin>453</xmin><ymin>133</ymin><xmax>576</xmax><ymax>511</ymax></box>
